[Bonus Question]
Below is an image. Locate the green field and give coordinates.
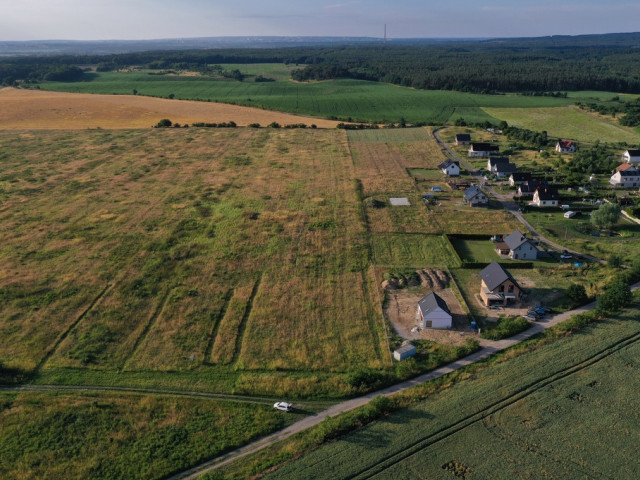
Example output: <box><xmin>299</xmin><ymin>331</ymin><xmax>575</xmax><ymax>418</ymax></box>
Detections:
<box><xmin>41</xmin><ymin>72</ymin><xmax>587</xmax><ymax>124</ymax></box>
<box><xmin>483</xmin><ymin>106</ymin><xmax>640</xmax><ymax>144</ymax></box>
<box><xmin>265</xmin><ymin>298</ymin><xmax>640</xmax><ymax>480</ymax></box>
<box><xmin>370</xmin><ymin>234</ymin><xmax>460</xmax><ymax>267</ymax></box>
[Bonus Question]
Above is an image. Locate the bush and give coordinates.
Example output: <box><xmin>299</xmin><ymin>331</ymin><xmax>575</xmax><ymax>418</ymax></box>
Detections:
<box><xmin>346</xmin><ymin>368</ymin><xmax>387</xmax><ymax>390</ymax></box>
<box><xmin>155</xmin><ymin>118</ymin><xmax>172</xmax><ymax>128</ymax></box>
<box><xmin>481</xmin><ymin>316</ymin><xmax>530</xmax><ymax>340</ymax></box>
<box><xmin>566</xmin><ymin>283</ymin><xmax>588</xmax><ymax>305</ymax></box>
<box><xmin>597</xmin><ymin>277</ymin><xmax>632</xmax><ymax>315</ymax></box>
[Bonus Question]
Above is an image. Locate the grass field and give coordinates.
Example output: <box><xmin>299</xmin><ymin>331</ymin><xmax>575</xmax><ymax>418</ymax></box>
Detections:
<box><xmin>0</xmin><ymin>128</ymin><xmax>389</xmax><ymax>395</ymax></box>
<box><xmin>483</xmin><ymin>105</ymin><xmax>640</xmax><ymax>144</ymax></box>
<box><xmin>0</xmin><ymin>391</ymin><xmax>300</xmax><ymax>480</ymax></box>
<box><xmin>39</xmin><ymin>73</ymin><xmax>591</xmax><ymax>124</ymax></box>
<box><xmin>264</xmin><ymin>297</ymin><xmax>640</xmax><ymax>480</ymax></box>
<box><xmin>370</xmin><ymin>234</ymin><xmax>460</xmax><ymax>267</ymax></box>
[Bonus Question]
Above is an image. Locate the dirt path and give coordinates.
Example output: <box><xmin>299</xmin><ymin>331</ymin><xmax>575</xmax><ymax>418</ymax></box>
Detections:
<box><xmin>167</xmin><ymin>281</ymin><xmax>640</xmax><ymax>479</ymax></box>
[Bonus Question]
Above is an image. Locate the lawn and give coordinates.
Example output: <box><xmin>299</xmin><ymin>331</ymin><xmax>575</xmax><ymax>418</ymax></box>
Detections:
<box><xmin>41</xmin><ymin>73</ymin><xmax>586</xmax><ymax>124</ymax></box>
<box><xmin>264</xmin><ymin>297</ymin><xmax>640</xmax><ymax>480</ymax></box>
<box><xmin>370</xmin><ymin>234</ymin><xmax>460</xmax><ymax>267</ymax></box>
<box><xmin>483</xmin><ymin>105</ymin><xmax>640</xmax><ymax>144</ymax></box>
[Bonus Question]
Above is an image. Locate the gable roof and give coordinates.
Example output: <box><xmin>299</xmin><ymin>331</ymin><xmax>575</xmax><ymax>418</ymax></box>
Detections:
<box><xmin>619</xmin><ymin>170</ymin><xmax>640</xmax><ymax>177</ymax></box>
<box><xmin>534</xmin><ymin>187</ymin><xmax>559</xmax><ymax>200</ymax></box>
<box><xmin>418</xmin><ymin>292</ymin><xmax>450</xmax><ymax>316</ymax></box>
<box><xmin>494</xmin><ymin>162</ymin><xmax>518</xmax><ymax>174</ymax></box>
<box><xmin>487</xmin><ymin>156</ymin><xmax>509</xmax><ymax>167</ymax></box>
<box><xmin>616</xmin><ymin>163</ymin><xmax>637</xmax><ymax>172</ymax></box>
<box><xmin>479</xmin><ymin>261</ymin><xmax>520</xmax><ymax>291</ymax></box>
<box><xmin>625</xmin><ymin>149</ymin><xmax>640</xmax><ymax>157</ymax></box>
<box><xmin>503</xmin><ymin>230</ymin><xmax>532</xmax><ymax>250</ymax></box>
<box><xmin>464</xmin><ymin>185</ymin><xmax>485</xmax><ymax>201</ymax></box>
<box><xmin>519</xmin><ymin>179</ymin><xmax>548</xmax><ymax>193</ymax></box>
<box><xmin>470</xmin><ymin>143</ymin><xmax>499</xmax><ymax>152</ymax></box>
<box><xmin>438</xmin><ymin>159</ymin><xmax>459</xmax><ymax>170</ymax></box>
<box><xmin>557</xmin><ymin>140</ymin><xmax>575</xmax><ymax>149</ymax></box>
<box><xmin>510</xmin><ymin>172</ymin><xmax>531</xmax><ymax>181</ymax></box>
<box><xmin>455</xmin><ymin>134</ymin><xmax>471</xmax><ymax>142</ymax></box>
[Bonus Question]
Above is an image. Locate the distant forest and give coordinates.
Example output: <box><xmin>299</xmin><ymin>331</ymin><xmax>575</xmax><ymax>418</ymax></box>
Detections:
<box><xmin>3</xmin><ymin>32</ymin><xmax>640</xmax><ymax>94</ymax></box>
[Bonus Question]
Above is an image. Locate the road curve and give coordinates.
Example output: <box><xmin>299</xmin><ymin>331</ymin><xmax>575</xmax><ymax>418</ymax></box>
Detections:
<box><xmin>168</xmin><ymin>281</ymin><xmax>640</xmax><ymax>480</ymax></box>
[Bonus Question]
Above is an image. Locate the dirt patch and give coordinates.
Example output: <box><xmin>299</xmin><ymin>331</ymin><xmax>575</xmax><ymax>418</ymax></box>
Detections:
<box><xmin>0</xmin><ymin>87</ymin><xmax>343</xmax><ymax>130</ymax></box>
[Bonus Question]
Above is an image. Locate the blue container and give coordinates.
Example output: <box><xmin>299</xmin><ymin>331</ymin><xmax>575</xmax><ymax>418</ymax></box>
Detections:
<box><xmin>470</xmin><ymin>321</ymin><xmax>477</xmax><ymax>330</ymax></box>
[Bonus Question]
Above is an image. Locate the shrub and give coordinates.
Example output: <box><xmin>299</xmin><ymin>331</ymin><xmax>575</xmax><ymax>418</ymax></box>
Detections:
<box><xmin>155</xmin><ymin>118</ymin><xmax>172</xmax><ymax>128</ymax></box>
<box><xmin>566</xmin><ymin>283</ymin><xmax>588</xmax><ymax>305</ymax></box>
<box><xmin>481</xmin><ymin>316</ymin><xmax>530</xmax><ymax>340</ymax></box>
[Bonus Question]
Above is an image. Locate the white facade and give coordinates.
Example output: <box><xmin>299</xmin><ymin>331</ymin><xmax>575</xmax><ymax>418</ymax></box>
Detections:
<box><xmin>441</xmin><ymin>163</ymin><xmax>460</xmax><ymax>176</ymax></box>
<box><xmin>610</xmin><ymin>171</ymin><xmax>640</xmax><ymax>188</ymax></box>
<box><xmin>510</xmin><ymin>243</ymin><xmax>537</xmax><ymax>260</ymax></box>
<box><xmin>417</xmin><ymin>305</ymin><xmax>452</xmax><ymax>329</ymax></box>
<box><xmin>623</xmin><ymin>150</ymin><xmax>640</xmax><ymax>164</ymax></box>
<box><xmin>532</xmin><ymin>190</ymin><xmax>558</xmax><ymax>207</ymax></box>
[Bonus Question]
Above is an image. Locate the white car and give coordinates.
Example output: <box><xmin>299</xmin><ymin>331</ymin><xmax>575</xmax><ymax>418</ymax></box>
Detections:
<box><xmin>273</xmin><ymin>402</ymin><xmax>293</xmax><ymax>412</ymax></box>
<box><xmin>560</xmin><ymin>252</ymin><xmax>572</xmax><ymax>259</ymax></box>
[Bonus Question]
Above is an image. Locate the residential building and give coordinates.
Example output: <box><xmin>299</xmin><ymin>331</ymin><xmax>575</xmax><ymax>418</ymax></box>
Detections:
<box><xmin>509</xmin><ymin>172</ymin><xmax>531</xmax><ymax>186</ymax></box>
<box><xmin>438</xmin><ymin>159</ymin><xmax>461</xmax><ymax>176</ymax></box>
<box><xmin>493</xmin><ymin>162</ymin><xmax>518</xmax><ymax>178</ymax></box>
<box><xmin>487</xmin><ymin>156</ymin><xmax>509</xmax><ymax>172</ymax></box>
<box><xmin>416</xmin><ymin>292</ymin><xmax>452</xmax><ymax>329</ymax></box>
<box><xmin>518</xmin><ymin>179</ymin><xmax>548</xmax><ymax>196</ymax></box>
<box><xmin>610</xmin><ymin>169</ymin><xmax>640</xmax><ymax>188</ymax></box>
<box><xmin>622</xmin><ymin>149</ymin><xmax>640</xmax><ymax>164</ymax></box>
<box><xmin>463</xmin><ymin>185</ymin><xmax>488</xmax><ymax>206</ymax></box>
<box><xmin>555</xmin><ymin>140</ymin><xmax>576</xmax><ymax>153</ymax></box>
<box><xmin>479</xmin><ymin>261</ymin><xmax>522</xmax><ymax>307</ymax></box>
<box><xmin>532</xmin><ymin>187</ymin><xmax>559</xmax><ymax>207</ymax></box>
<box><xmin>495</xmin><ymin>230</ymin><xmax>538</xmax><ymax>260</ymax></box>
<box><xmin>468</xmin><ymin>143</ymin><xmax>499</xmax><ymax>157</ymax></box>
<box><xmin>455</xmin><ymin>134</ymin><xmax>471</xmax><ymax>145</ymax></box>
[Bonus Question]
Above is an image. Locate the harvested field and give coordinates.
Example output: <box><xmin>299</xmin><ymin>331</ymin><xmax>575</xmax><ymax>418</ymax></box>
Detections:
<box><xmin>0</xmin><ymin>87</ymin><xmax>342</xmax><ymax>129</ymax></box>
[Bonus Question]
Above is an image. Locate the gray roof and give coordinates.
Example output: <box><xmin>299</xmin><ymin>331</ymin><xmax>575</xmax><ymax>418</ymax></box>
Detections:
<box><xmin>438</xmin><ymin>159</ymin><xmax>458</xmax><ymax>170</ymax></box>
<box><xmin>418</xmin><ymin>292</ymin><xmax>451</xmax><ymax>316</ymax></box>
<box><xmin>464</xmin><ymin>185</ymin><xmax>485</xmax><ymax>201</ymax></box>
<box><xmin>504</xmin><ymin>230</ymin><xmax>531</xmax><ymax>250</ymax></box>
<box><xmin>479</xmin><ymin>261</ymin><xmax>520</xmax><ymax>291</ymax></box>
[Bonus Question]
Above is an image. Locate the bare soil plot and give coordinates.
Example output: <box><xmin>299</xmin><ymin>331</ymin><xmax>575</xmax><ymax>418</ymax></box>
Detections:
<box><xmin>0</xmin><ymin>87</ymin><xmax>342</xmax><ymax>129</ymax></box>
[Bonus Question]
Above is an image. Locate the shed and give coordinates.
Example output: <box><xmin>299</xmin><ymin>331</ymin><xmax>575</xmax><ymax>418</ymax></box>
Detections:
<box><xmin>417</xmin><ymin>292</ymin><xmax>452</xmax><ymax>329</ymax></box>
<box><xmin>393</xmin><ymin>343</ymin><xmax>417</xmax><ymax>361</ymax></box>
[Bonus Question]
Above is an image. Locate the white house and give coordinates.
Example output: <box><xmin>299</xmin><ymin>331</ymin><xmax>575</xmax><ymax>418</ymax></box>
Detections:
<box><xmin>610</xmin><ymin>169</ymin><xmax>640</xmax><ymax>188</ymax></box>
<box><xmin>496</xmin><ymin>230</ymin><xmax>538</xmax><ymax>260</ymax></box>
<box><xmin>464</xmin><ymin>185</ymin><xmax>488</xmax><ymax>206</ymax></box>
<box><xmin>469</xmin><ymin>143</ymin><xmax>499</xmax><ymax>157</ymax></box>
<box><xmin>532</xmin><ymin>187</ymin><xmax>559</xmax><ymax>207</ymax></box>
<box><xmin>509</xmin><ymin>172</ymin><xmax>531</xmax><ymax>186</ymax></box>
<box><xmin>416</xmin><ymin>292</ymin><xmax>452</xmax><ymax>329</ymax></box>
<box><xmin>622</xmin><ymin>149</ymin><xmax>640</xmax><ymax>164</ymax></box>
<box><xmin>455</xmin><ymin>134</ymin><xmax>471</xmax><ymax>145</ymax></box>
<box><xmin>438</xmin><ymin>159</ymin><xmax>460</xmax><ymax>176</ymax></box>
<box><xmin>487</xmin><ymin>156</ymin><xmax>509</xmax><ymax>172</ymax></box>
<box><xmin>555</xmin><ymin>140</ymin><xmax>576</xmax><ymax>153</ymax></box>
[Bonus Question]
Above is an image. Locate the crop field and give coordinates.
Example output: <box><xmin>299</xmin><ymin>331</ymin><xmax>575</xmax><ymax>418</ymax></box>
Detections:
<box><xmin>40</xmin><ymin>73</ymin><xmax>591</xmax><ymax>124</ymax></box>
<box><xmin>0</xmin><ymin>87</ymin><xmax>341</xmax><ymax>129</ymax></box>
<box><xmin>0</xmin><ymin>390</ymin><xmax>299</xmax><ymax>480</ymax></box>
<box><xmin>0</xmin><ymin>128</ymin><xmax>389</xmax><ymax>395</ymax></box>
<box><xmin>265</xmin><ymin>297</ymin><xmax>640</xmax><ymax>480</ymax></box>
<box><xmin>370</xmin><ymin>234</ymin><xmax>460</xmax><ymax>267</ymax></box>
<box><xmin>483</xmin><ymin>105</ymin><xmax>640</xmax><ymax>144</ymax></box>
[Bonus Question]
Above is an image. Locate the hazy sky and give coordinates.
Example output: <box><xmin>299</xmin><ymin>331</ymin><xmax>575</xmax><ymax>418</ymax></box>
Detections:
<box><xmin>1</xmin><ymin>0</ymin><xmax>639</xmax><ymax>41</ymax></box>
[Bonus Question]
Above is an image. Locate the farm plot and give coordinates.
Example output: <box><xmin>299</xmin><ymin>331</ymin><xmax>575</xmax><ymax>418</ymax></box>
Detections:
<box><xmin>264</xmin><ymin>299</ymin><xmax>640</xmax><ymax>480</ymax></box>
<box><xmin>371</xmin><ymin>234</ymin><xmax>460</xmax><ymax>267</ymax></box>
<box><xmin>0</xmin><ymin>127</ymin><xmax>387</xmax><ymax>389</ymax></box>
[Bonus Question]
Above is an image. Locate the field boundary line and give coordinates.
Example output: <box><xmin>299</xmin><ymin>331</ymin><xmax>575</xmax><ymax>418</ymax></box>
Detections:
<box><xmin>34</xmin><ymin>282</ymin><xmax>113</xmax><ymax>372</ymax></box>
<box><xmin>231</xmin><ymin>274</ymin><xmax>262</xmax><ymax>366</ymax></box>
<box><xmin>203</xmin><ymin>289</ymin><xmax>234</xmax><ymax>364</ymax></box>
<box><xmin>120</xmin><ymin>288</ymin><xmax>172</xmax><ymax>371</ymax></box>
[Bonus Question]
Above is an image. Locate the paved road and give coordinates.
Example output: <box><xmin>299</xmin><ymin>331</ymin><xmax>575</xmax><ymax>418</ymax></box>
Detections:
<box><xmin>168</xmin><ymin>280</ymin><xmax>640</xmax><ymax>480</ymax></box>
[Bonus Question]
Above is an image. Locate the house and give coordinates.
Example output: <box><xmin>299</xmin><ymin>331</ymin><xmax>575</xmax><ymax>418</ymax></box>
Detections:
<box><xmin>555</xmin><ymin>140</ymin><xmax>576</xmax><ymax>153</ymax></box>
<box><xmin>487</xmin><ymin>156</ymin><xmax>509</xmax><ymax>172</ymax></box>
<box><xmin>496</xmin><ymin>230</ymin><xmax>538</xmax><ymax>260</ymax></box>
<box><xmin>438</xmin><ymin>159</ymin><xmax>460</xmax><ymax>176</ymax></box>
<box><xmin>464</xmin><ymin>185</ymin><xmax>488</xmax><ymax>206</ymax></box>
<box><xmin>479</xmin><ymin>261</ymin><xmax>522</xmax><ymax>307</ymax></box>
<box><xmin>622</xmin><ymin>149</ymin><xmax>640</xmax><ymax>164</ymax></box>
<box><xmin>532</xmin><ymin>187</ymin><xmax>559</xmax><ymax>207</ymax></box>
<box><xmin>509</xmin><ymin>172</ymin><xmax>531</xmax><ymax>186</ymax></box>
<box><xmin>416</xmin><ymin>292</ymin><xmax>452</xmax><ymax>329</ymax></box>
<box><xmin>518</xmin><ymin>179</ymin><xmax>548</xmax><ymax>196</ymax></box>
<box><xmin>610</xmin><ymin>169</ymin><xmax>640</xmax><ymax>188</ymax></box>
<box><xmin>615</xmin><ymin>163</ymin><xmax>637</xmax><ymax>173</ymax></box>
<box><xmin>455</xmin><ymin>133</ymin><xmax>471</xmax><ymax>145</ymax></box>
<box><xmin>493</xmin><ymin>162</ymin><xmax>518</xmax><ymax>178</ymax></box>
<box><xmin>393</xmin><ymin>342</ymin><xmax>417</xmax><ymax>361</ymax></box>
<box><xmin>468</xmin><ymin>143</ymin><xmax>499</xmax><ymax>157</ymax></box>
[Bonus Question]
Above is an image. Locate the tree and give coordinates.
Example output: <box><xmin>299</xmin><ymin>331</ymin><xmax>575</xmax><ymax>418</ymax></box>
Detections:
<box><xmin>597</xmin><ymin>277</ymin><xmax>631</xmax><ymax>314</ymax></box>
<box><xmin>590</xmin><ymin>203</ymin><xmax>621</xmax><ymax>231</ymax></box>
<box><xmin>567</xmin><ymin>283</ymin><xmax>588</xmax><ymax>305</ymax></box>
<box><xmin>155</xmin><ymin>118</ymin><xmax>172</xmax><ymax>127</ymax></box>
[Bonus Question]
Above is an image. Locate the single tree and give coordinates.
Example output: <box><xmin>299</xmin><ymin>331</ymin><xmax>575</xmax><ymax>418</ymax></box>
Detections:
<box><xmin>590</xmin><ymin>203</ymin><xmax>621</xmax><ymax>231</ymax></box>
<box><xmin>567</xmin><ymin>283</ymin><xmax>588</xmax><ymax>305</ymax></box>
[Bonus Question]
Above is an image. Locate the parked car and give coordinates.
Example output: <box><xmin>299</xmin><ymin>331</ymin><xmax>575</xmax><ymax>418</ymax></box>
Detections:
<box><xmin>273</xmin><ymin>402</ymin><xmax>293</xmax><ymax>412</ymax></box>
<box><xmin>560</xmin><ymin>250</ymin><xmax>572</xmax><ymax>259</ymax></box>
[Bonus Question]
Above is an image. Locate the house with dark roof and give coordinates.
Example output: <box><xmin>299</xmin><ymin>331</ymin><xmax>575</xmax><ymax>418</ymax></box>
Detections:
<box><xmin>509</xmin><ymin>172</ymin><xmax>531</xmax><ymax>186</ymax></box>
<box><xmin>518</xmin><ymin>179</ymin><xmax>548</xmax><ymax>196</ymax></box>
<box><xmin>438</xmin><ymin>159</ymin><xmax>460</xmax><ymax>176</ymax></box>
<box><xmin>532</xmin><ymin>187</ymin><xmax>560</xmax><ymax>207</ymax></box>
<box><xmin>493</xmin><ymin>162</ymin><xmax>518</xmax><ymax>178</ymax></box>
<box><xmin>487</xmin><ymin>156</ymin><xmax>509</xmax><ymax>172</ymax></box>
<box><xmin>495</xmin><ymin>230</ymin><xmax>538</xmax><ymax>260</ymax></box>
<box><xmin>622</xmin><ymin>149</ymin><xmax>640</xmax><ymax>164</ymax></box>
<box><xmin>416</xmin><ymin>292</ymin><xmax>452</xmax><ymax>329</ymax></box>
<box><xmin>468</xmin><ymin>143</ymin><xmax>499</xmax><ymax>157</ymax></box>
<box><xmin>479</xmin><ymin>261</ymin><xmax>522</xmax><ymax>307</ymax></box>
<box><xmin>455</xmin><ymin>134</ymin><xmax>471</xmax><ymax>145</ymax></box>
<box><xmin>463</xmin><ymin>185</ymin><xmax>488</xmax><ymax>206</ymax></box>
<box><xmin>610</xmin><ymin>169</ymin><xmax>640</xmax><ymax>188</ymax></box>
<box><xmin>555</xmin><ymin>140</ymin><xmax>576</xmax><ymax>153</ymax></box>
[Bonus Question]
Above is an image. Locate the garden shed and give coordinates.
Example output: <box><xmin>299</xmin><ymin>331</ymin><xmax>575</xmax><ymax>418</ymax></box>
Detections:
<box><xmin>393</xmin><ymin>342</ymin><xmax>417</xmax><ymax>361</ymax></box>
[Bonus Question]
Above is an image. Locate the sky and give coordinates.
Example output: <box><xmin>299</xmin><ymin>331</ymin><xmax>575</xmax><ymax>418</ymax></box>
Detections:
<box><xmin>1</xmin><ymin>0</ymin><xmax>639</xmax><ymax>41</ymax></box>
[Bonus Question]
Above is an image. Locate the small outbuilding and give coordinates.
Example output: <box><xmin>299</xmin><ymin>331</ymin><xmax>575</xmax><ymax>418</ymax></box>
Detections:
<box><xmin>416</xmin><ymin>292</ymin><xmax>452</xmax><ymax>329</ymax></box>
<box><xmin>393</xmin><ymin>342</ymin><xmax>417</xmax><ymax>361</ymax></box>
